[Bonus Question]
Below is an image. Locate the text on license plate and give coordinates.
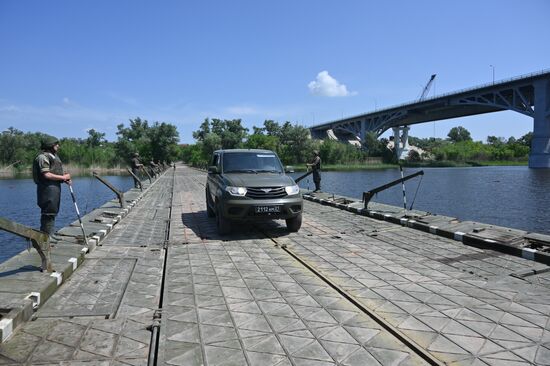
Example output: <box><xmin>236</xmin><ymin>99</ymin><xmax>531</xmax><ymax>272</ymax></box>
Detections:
<box><xmin>255</xmin><ymin>205</ymin><xmax>281</xmax><ymax>214</ymax></box>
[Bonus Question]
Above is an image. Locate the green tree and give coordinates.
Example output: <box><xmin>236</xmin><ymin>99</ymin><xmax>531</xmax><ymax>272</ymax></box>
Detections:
<box><xmin>116</xmin><ymin>117</ymin><xmax>180</xmax><ymax>163</ymax></box>
<box><xmin>181</xmin><ymin>144</ymin><xmax>206</xmax><ymax>167</ymax></box>
<box><xmin>277</xmin><ymin>122</ymin><xmax>314</xmax><ymax>164</ymax></box>
<box><xmin>192</xmin><ymin>119</ymin><xmax>211</xmax><ymax>141</ymax></box>
<box><xmin>487</xmin><ymin>136</ymin><xmax>505</xmax><ymax>146</ymax></box>
<box><xmin>148</xmin><ymin>122</ymin><xmax>180</xmax><ymax>162</ymax></box>
<box><xmin>219</xmin><ymin>119</ymin><xmax>248</xmax><ymax>149</ymax></box>
<box><xmin>363</xmin><ymin>132</ymin><xmax>387</xmax><ymax>156</ymax></box>
<box><xmin>244</xmin><ymin>134</ymin><xmax>279</xmax><ymax>151</ymax></box>
<box><xmin>518</xmin><ymin>132</ymin><xmax>533</xmax><ymax>147</ymax></box>
<box><xmin>447</xmin><ymin>126</ymin><xmax>472</xmax><ymax>143</ymax></box>
<box><xmin>0</xmin><ymin>127</ymin><xmax>25</xmax><ymax>166</ymax></box>
<box><xmin>116</xmin><ymin>117</ymin><xmax>151</xmax><ymax>160</ymax></box>
<box><xmin>263</xmin><ymin>120</ymin><xmax>282</xmax><ymax>137</ymax></box>
<box><xmin>193</xmin><ymin>118</ymin><xmax>248</xmax><ymax>150</ymax></box>
<box><xmin>202</xmin><ymin>133</ymin><xmax>222</xmax><ymax>159</ymax></box>
<box><xmin>86</xmin><ymin>129</ymin><xmax>106</xmax><ymax>148</ymax></box>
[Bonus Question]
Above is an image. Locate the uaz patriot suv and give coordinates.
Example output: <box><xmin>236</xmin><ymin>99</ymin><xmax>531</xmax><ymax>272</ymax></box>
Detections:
<box><xmin>205</xmin><ymin>149</ymin><xmax>303</xmax><ymax>235</ymax></box>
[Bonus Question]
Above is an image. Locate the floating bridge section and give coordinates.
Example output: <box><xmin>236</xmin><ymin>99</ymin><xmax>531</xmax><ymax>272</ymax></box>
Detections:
<box><xmin>310</xmin><ymin>69</ymin><xmax>550</xmax><ymax>167</ymax></box>
<box><xmin>2</xmin><ymin>165</ymin><xmax>550</xmax><ymax>365</ymax></box>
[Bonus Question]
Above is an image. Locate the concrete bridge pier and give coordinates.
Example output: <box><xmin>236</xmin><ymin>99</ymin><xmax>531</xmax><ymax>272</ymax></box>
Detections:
<box><xmin>392</xmin><ymin>125</ymin><xmax>410</xmax><ymax>160</ymax></box>
<box><xmin>529</xmin><ymin>79</ymin><xmax>550</xmax><ymax>168</ymax></box>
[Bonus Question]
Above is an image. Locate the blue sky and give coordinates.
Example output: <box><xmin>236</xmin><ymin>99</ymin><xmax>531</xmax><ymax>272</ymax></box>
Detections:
<box><xmin>1</xmin><ymin>0</ymin><xmax>549</xmax><ymax>144</ymax></box>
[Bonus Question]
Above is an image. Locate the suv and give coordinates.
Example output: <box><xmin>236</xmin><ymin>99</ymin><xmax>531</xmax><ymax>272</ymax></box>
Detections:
<box><xmin>206</xmin><ymin>149</ymin><xmax>303</xmax><ymax>235</ymax></box>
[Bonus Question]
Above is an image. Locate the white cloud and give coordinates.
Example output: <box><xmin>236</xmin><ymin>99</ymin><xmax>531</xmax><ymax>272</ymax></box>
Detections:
<box><xmin>308</xmin><ymin>71</ymin><xmax>357</xmax><ymax>97</ymax></box>
<box><xmin>63</xmin><ymin>97</ymin><xmax>71</xmax><ymax>105</ymax></box>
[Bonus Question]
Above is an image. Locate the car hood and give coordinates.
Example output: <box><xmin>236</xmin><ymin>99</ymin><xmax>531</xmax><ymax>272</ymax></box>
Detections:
<box><xmin>223</xmin><ymin>173</ymin><xmax>295</xmax><ymax>187</ymax></box>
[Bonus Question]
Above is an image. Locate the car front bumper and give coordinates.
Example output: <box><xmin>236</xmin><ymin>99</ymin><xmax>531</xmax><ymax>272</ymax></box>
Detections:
<box><xmin>219</xmin><ymin>195</ymin><xmax>303</xmax><ymax>220</ymax></box>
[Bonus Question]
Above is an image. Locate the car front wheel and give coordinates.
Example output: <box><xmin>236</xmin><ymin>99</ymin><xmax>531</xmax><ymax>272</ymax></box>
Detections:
<box><xmin>286</xmin><ymin>213</ymin><xmax>302</xmax><ymax>232</ymax></box>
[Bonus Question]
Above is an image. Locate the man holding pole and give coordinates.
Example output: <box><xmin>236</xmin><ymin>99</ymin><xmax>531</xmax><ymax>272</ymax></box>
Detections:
<box><xmin>306</xmin><ymin>150</ymin><xmax>322</xmax><ymax>192</ymax></box>
<box><xmin>32</xmin><ymin>136</ymin><xmax>71</xmax><ymax>240</ymax></box>
<box><xmin>130</xmin><ymin>152</ymin><xmax>143</xmax><ymax>188</ymax></box>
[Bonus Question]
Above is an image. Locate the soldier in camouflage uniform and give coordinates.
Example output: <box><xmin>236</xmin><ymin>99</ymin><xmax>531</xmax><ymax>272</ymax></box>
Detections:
<box><xmin>32</xmin><ymin>136</ymin><xmax>71</xmax><ymax>239</ymax></box>
<box><xmin>130</xmin><ymin>152</ymin><xmax>143</xmax><ymax>188</ymax></box>
<box><xmin>306</xmin><ymin>150</ymin><xmax>322</xmax><ymax>192</ymax></box>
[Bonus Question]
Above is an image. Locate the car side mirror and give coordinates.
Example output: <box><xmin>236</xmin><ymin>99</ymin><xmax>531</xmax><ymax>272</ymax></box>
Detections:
<box><xmin>284</xmin><ymin>166</ymin><xmax>295</xmax><ymax>173</ymax></box>
<box><xmin>208</xmin><ymin>166</ymin><xmax>219</xmax><ymax>174</ymax></box>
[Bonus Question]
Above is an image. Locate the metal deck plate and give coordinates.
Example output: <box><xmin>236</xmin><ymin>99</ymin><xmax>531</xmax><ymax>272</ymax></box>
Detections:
<box><xmin>37</xmin><ymin>258</ymin><xmax>137</xmax><ymax>319</ymax></box>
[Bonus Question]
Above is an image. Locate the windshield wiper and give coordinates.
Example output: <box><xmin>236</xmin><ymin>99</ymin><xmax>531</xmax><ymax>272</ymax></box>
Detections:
<box><xmin>255</xmin><ymin>169</ymin><xmax>281</xmax><ymax>173</ymax></box>
<box><xmin>224</xmin><ymin>169</ymin><xmax>257</xmax><ymax>173</ymax></box>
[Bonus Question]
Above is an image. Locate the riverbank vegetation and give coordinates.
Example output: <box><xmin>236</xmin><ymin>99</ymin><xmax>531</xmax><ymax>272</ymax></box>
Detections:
<box><xmin>181</xmin><ymin>118</ymin><xmax>531</xmax><ymax>169</ymax></box>
<box><xmin>0</xmin><ymin>118</ymin><xmax>180</xmax><ymax>176</ymax></box>
<box><xmin>2</xmin><ymin>116</ymin><xmax>531</xmax><ymax>175</ymax></box>
<box><xmin>407</xmin><ymin>128</ymin><xmax>531</xmax><ymax>166</ymax></box>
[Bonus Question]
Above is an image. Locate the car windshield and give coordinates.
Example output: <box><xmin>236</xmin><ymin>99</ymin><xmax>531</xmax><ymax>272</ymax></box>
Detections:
<box><xmin>223</xmin><ymin>152</ymin><xmax>283</xmax><ymax>173</ymax></box>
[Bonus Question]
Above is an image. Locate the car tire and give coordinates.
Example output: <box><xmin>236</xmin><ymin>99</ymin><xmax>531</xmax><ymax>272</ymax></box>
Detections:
<box><xmin>216</xmin><ymin>203</ymin><xmax>231</xmax><ymax>235</ymax></box>
<box><xmin>286</xmin><ymin>213</ymin><xmax>302</xmax><ymax>232</ymax></box>
<box><xmin>206</xmin><ymin>189</ymin><xmax>215</xmax><ymax>218</ymax></box>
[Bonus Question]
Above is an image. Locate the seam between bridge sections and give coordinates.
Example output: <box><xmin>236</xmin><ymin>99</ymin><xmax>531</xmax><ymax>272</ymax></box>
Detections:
<box><xmin>258</xmin><ymin>230</ymin><xmax>444</xmax><ymax>366</ymax></box>
<box><xmin>303</xmin><ymin>194</ymin><xmax>550</xmax><ymax>267</ymax></box>
<box><xmin>147</xmin><ymin>165</ymin><xmax>176</xmax><ymax>366</ymax></box>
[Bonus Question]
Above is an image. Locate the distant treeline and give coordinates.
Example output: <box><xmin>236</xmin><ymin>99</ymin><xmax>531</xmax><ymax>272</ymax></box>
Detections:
<box><xmin>0</xmin><ymin>117</ymin><xmax>181</xmax><ymax>171</ymax></box>
<box><xmin>181</xmin><ymin>119</ymin><xmax>533</xmax><ymax>167</ymax></box>
<box><xmin>181</xmin><ymin>119</ymin><xmax>386</xmax><ymax>168</ymax></box>
<box><xmin>2</xmin><ymin>117</ymin><xmax>532</xmax><ymax>171</ymax></box>
<box><xmin>408</xmin><ymin>127</ymin><xmax>532</xmax><ymax>163</ymax></box>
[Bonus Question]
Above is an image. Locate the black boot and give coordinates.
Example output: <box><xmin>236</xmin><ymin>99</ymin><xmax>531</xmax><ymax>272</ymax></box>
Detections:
<box><xmin>40</xmin><ymin>214</ymin><xmax>56</xmax><ymax>237</ymax></box>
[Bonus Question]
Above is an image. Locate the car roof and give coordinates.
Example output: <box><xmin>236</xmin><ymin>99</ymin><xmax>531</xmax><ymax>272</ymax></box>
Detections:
<box><xmin>214</xmin><ymin>149</ymin><xmax>276</xmax><ymax>154</ymax></box>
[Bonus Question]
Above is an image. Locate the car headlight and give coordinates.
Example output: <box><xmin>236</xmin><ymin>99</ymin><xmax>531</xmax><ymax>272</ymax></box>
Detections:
<box><xmin>226</xmin><ymin>186</ymin><xmax>247</xmax><ymax>196</ymax></box>
<box><xmin>285</xmin><ymin>185</ymin><xmax>300</xmax><ymax>195</ymax></box>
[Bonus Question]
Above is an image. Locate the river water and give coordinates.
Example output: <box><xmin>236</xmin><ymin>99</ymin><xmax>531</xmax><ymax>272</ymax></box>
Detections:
<box><xmin>292</xmin><ymin>165</ymin><xmax>550</xmax><ymax>236</ymax></box>
<box><xmin>1</xmin><ymin>166</ymin><xmax>549</xmax><ymax>264</ymax></box>
<box><xmin>0</xmin><ymin>175</ymin><xmax>134</xmax><ymax>264</ymax></box>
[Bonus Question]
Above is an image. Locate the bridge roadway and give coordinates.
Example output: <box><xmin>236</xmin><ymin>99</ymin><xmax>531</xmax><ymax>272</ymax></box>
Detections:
<box><xmin>1</xmin><ymin>164</ymin><xmax>550</xmax><ymax>365</ymax></box>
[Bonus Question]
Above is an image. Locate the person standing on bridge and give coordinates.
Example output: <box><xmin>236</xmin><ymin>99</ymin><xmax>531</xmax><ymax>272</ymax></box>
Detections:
<box><xmin>306</xmin><ymin>150</ymin><xmax>322</xmax><ymax>192</ymax></box>
<box><xmin>32</xmin><ymin>136</ymin><xmax>72</xmax><ymax>240</ymax></box>
<box><xmin>130</xmin><ymin>152</ymin><xmax>143</xmax><ymax>188</ymax></box>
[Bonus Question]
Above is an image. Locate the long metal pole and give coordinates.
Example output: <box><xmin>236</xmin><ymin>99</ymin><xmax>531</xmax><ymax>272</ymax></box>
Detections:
<box><xmin>399</xmin><ymin>164</ymin><xmax>407</xmax><ymax>210</ymax></box>
<box><xmin>68</xmin><ymin>184</ymin><xmax>89</xmax><ymax>246</ymax></box>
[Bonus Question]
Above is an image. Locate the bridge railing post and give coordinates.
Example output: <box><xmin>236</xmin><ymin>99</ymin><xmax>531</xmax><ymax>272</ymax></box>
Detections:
<box><xmin>93</xmin><ymin>172</ymin><xmax>126</xmax><ymax>207</ymax></box>
<box><xmin>140</xmin><ymin>166</ymin><xmax>153</xmax><ymax>183</ymax></box>
<box><xmin>0</xmin><ymin>217</ymin><xmax>53</xmax><ymax>272</ymax></box>
<box><xmin>125</xmin><ymin>169</ymin><xmax>143</xmax><ymax>192</ymax></box>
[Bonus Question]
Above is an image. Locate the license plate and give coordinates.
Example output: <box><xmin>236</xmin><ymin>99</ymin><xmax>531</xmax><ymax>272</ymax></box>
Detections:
<box><xmin>255</xmin><ymin>205</ymin><xmax>281</xmax><ymax>214</ymax></box>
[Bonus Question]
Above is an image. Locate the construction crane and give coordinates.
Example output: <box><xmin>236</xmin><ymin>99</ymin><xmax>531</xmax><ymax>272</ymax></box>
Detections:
<box><xmin>418</xmin><ymin>74</ymin><xmax>436</xmax><ymax>101</ymax></box>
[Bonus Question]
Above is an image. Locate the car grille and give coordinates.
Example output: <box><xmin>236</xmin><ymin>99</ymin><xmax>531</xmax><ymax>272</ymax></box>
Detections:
<box><xmin>246</xmin><ymin>187</ymin><xmax>287</xmax><ymax>199</ymax></box>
